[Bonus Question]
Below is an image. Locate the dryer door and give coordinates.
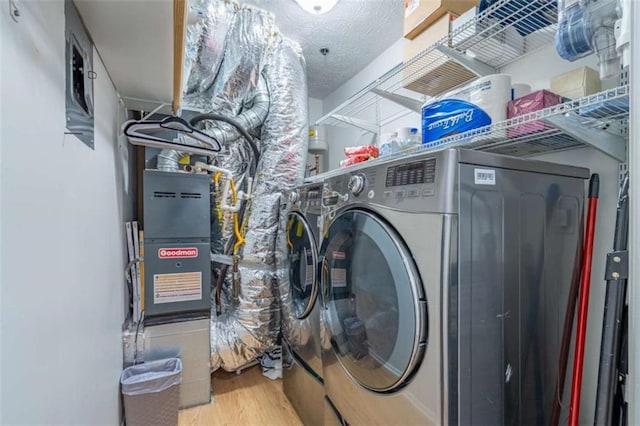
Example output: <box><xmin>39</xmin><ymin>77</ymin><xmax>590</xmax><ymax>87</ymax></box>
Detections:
<box><xmin>287</xmin><ymin>212</ymin><xmax>319</xmax><ymax>319</ymax></box>
<box><xmin>321</xmin><ymin>208</ymin><xmax>427</xmax><ymax>393</ymax></box>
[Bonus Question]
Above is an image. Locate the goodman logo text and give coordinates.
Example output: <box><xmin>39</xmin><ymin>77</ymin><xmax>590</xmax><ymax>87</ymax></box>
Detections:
<box><xmin>158</xmin><ymin>248</ymin><xmax>198</xmax><ymax>259</ymax></box>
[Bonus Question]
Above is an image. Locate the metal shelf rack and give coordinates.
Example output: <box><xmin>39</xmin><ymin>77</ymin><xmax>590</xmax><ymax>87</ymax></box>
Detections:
<box><xmin>308</xmin><ymin>86</ymin><xmax>629</xmax><ymax>181</ymax></box>
<box><xmin>425</xmin><ymin>85</ymin><xmax>628</xmax><ymax>161</ymax></box>
<box><xmin>315</xmin><ymin>0</ymin><xmax>558</xmax><ymax>133</ymax></box>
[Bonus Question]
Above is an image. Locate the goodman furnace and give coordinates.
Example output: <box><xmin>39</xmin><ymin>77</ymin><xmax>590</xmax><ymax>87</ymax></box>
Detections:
<box><xmin>143</xmin><ymin>170</ymin><xmax>211</xmax><ymax>320</ymax></box>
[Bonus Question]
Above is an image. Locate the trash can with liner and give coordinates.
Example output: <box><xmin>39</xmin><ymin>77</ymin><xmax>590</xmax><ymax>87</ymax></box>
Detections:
<box><xmin>120</xmin><ymin>358</ymin><xmax>182</xmax><ymax>426</ymax></box>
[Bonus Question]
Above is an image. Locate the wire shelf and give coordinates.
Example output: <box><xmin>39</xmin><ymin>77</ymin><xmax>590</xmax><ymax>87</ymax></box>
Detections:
<box><xmin>316</xmin><ymin>0</ymin><xmax>559</xmax><ymax>130</ymax></box>
<box><xmin>308</xmin><ymin>86</ymin><xmax>629</xmax><ymax>182</ymax></box>
<box><xmin>426</xmin><ymin>85</ymin><xmax>628</xmax><ymax>157</ymax></box>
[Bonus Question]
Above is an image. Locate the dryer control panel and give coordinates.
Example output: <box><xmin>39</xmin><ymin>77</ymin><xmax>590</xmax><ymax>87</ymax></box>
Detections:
<box><xmin>322</xmin><ymin>149</ymin><xmax>459</xmax><ymax>214</ymax></box>
<box><xmin>385</xmin><ymin>159</ymin><xmax>436</xmax><ymax>187</ymax></box>
<box><xmin>297</xmin><ymin>183</ymin><xmax>323</xmax><ymax>214</ymax></box>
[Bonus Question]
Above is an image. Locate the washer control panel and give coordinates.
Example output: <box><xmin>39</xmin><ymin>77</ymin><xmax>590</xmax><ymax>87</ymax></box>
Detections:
<box><xmin>381</xmin><ymin>158</ymin><xmax>438</xmax><ymax>203</ymax></box>
<box><xmin>298</xmin><ymin>184</ymin><xmax>323</xmax><ymax>211</ymax></box>
<box><xmin>323</xmin><ymin>151</ymin><xmax>455</xmax><ymax>214</ymax></box>
<box><xmin>385</xmin><ymin>159</ymin><xmax>436</xmax><ymax>187</ymax></box>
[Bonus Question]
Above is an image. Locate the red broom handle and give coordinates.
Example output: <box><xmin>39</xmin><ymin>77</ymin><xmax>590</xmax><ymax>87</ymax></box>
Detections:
<box><xmin>569</xmin><ymin>174</ymin><xmax>600</xmax><ymax>426</ymax></box>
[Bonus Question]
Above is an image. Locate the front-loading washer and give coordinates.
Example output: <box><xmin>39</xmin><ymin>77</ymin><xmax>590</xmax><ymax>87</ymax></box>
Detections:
<box><xmin>318</xmin><ymin>148</ymin><xmax>588</xmax><ymax>425</ymax></box>
<box><xmin>281</xmin><ymin>182</ymin><xmax>325</xmax><ymax>426</ymax></box>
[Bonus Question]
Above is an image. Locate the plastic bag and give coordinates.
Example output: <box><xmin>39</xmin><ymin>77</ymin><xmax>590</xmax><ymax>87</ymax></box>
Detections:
<box><xmin>120</xmin><ymin>358</ymin><xmax>182</xmax><ymax>396</ymax></box>
<box><xmin>339</xmin><ymin>156</ymin><xmax>370</xmax><ymax>168</ymax></box>
<box><xmin>344</xmin><ymin>145</ymin><xmax>379</xmax><ymax>158</ymax></box>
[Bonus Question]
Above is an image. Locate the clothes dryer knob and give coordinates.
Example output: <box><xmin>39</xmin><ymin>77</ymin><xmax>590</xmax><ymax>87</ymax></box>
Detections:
<box><xmin>348</xmin><ymin>174</ymin><xmax>366</xmax><ymax>196</ymax></box>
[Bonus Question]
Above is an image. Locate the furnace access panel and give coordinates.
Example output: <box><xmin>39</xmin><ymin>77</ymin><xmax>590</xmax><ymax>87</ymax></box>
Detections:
<box><xmin>143</xmin><ymin>170</ymin><xmax>211</xmax><ymax>319</ymax></box>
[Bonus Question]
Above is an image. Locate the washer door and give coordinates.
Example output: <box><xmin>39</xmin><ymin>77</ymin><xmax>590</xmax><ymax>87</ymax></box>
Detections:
<box><xmin>287</xmin><ymin>212</ymin><xmax>319</xmax><ymax>319</ymax></box>
<box><xmin>321</xmin><ymin>208</ymin><xmax>427</xmax><ymax>392</ymax></box>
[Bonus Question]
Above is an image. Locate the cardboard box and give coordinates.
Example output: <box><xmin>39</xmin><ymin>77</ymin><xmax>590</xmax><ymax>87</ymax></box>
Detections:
<box><xmin>403</xmin><ymin>12</ymin><xmax>454</xmax><ymax>61</ymax></box>
<box><xmin>402</xmin><ymin>13</ymin><xmax>476</xmax><ymax>96</ymax></box>
<box><xmin>507</xmin><ymin>90</ymin><xmax>566</xmax><ymax>138</ymax></box>
<box><xmin>404</xmin><ymin>60</ymin><xmax>477</xmax><ymax>97</ymax></box>
<box><xmin>404</xmin><ymin>0</ymin><xmax>478</xmax><ymax>40</ymax></box>
<box><xmin>402</xmin><ymin>13</ymin><xmax>477</xmax><ymax>97</ymax></box>
<box><xmin>551</xmin><ymin>66</ymin><xmax>602</xmax><ymax>99</ymax></box>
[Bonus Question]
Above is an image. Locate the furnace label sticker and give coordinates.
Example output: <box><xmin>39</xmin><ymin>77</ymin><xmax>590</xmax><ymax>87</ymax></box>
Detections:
<box><xmin>154</xmin><ymin>272</ymin><xmax>202</xmax><ymax>304</ymax></box>
<box><xmin>474</xmin><ymin>168</ymin><xmax>496</xmax><ymax>185</ymax></box>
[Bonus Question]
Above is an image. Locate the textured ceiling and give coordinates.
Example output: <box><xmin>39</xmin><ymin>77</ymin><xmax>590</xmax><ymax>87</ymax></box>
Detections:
<box><xmin>243</xmin><ymin>0</ymin><xmax>403</xmax><ymax>99</ymax></box>
<box><xmin>75</xmin><ymin>0</ymin><xmax>402</xmax><ymax>108</ymax></box>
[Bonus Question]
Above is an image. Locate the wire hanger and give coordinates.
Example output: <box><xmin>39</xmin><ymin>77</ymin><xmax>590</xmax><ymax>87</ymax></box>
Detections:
<box><xmin>122</xmin><ymin>116</ymin><xmax>222</xmax><ymax>156</ymax></box>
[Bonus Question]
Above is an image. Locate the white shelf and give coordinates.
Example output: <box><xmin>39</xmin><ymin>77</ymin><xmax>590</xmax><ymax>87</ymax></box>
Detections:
<box><xmin>308</xmin><ymin>86</ymin><xmax>629</xmax><ymax>181</ymax></box>
<box><xmin>315</xmin><ymin>0</ymin><xmax>557</xmax><ymax>132</ymax></box>
<box><xmin>423</xmin><ymin>85</ymin><xmax>629</xmax><ymax>161</ymax></box>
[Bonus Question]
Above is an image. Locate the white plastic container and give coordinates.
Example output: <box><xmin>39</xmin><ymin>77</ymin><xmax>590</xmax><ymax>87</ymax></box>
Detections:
<box><xmin>396</xmin><ymin>127</ymin><xmax>413</xmax><ymax>142</ymax></box>
<box><xmin>398</xmin><ymin>128</ymin><xmax>421</xmax><ymax>151</ymax></box>
<box><xmin>379</xmin><ymin>132</ymin><xmax>400</xmax><ymax>156</ymax></box>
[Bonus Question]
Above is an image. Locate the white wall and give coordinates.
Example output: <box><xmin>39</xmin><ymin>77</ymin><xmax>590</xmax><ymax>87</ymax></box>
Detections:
<box><xmin>501</xmin><ymin>45</ymin><xmax>620</xmax><ymax>426</ymax></box>
<box><xmin>323</xmin><ymin>38</ymin><xmax>423</xmax><ymax>170</ymax></box>
<box><xmin>1</xmin><ymin>1</ymin><xmax>128</xmax><ymax>424</ymax></box>
<box><xmin>319</xmin><ymin>32</ymin><xmax>623</xmax><ymax>425</ymax></box>
<box><xmin>307</xmin><ymin>97</ymin><xmax>329</xmax><ymax>174</ymax></box>
<box><xmin>309</xmin><ymin>97</ymin><xmax>323</xmax><ymax>122</ymax></box>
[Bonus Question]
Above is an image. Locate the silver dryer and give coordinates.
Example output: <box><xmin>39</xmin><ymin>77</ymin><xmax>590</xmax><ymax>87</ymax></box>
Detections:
<box><xmin>317</xmin><ymin>148</ymin><xmax>588</xmax><ymax>425</ymax></box>
<box><xmin>282</xmin><ymin>182</ymin><xmax>325</xmax><ymax>426</ymax></box>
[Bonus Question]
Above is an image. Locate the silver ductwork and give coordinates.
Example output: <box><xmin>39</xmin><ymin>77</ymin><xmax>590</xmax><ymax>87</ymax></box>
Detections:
<box><xmin>157</xmin><ymin>75</ymin><xmax>270</xmax><ymax>172</ymax></box>
<box><xmin>211</xmin><ymin>35</ymin><xmax>308</xmax><ymax>372</ymax></box>
<box><xmin>153</xmin><ymin>0</ymin><xmax>308</xmax><ymax>372</ymax></box>
<box><xmin>182</xmin><ymin>2</ymin><xmax>272</xmax><ymax>113</ymax></box>
<box><xmin>182</xmin><ymin>0</ymin><xmax>235</xmax><ymax>100</ymax></box>
<box><xmin>262</xmin><ymin>38</ymin><xmax>310</xmax><ymax>351</ymax></box>
<box><xmin>157</xmin><ymin>1</ymin><xmax>274</xmax><ymax>172</ymax></box>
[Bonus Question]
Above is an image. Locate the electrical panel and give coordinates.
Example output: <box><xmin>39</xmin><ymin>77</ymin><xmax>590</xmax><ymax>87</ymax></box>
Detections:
<box><xmin>64</xmin><ymin>0</ymin><xmax>95</xmax><ymax>148</ymax></box>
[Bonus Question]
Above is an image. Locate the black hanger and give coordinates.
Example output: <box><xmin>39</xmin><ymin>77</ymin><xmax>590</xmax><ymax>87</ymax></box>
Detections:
<box><xmin>123</xmin><ymin>116</ymin><xmax>222</xmax><ymax>155</ymax></box>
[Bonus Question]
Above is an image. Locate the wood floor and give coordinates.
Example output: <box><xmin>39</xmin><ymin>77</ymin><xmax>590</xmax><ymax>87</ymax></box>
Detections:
<box><xmin>179</xmin><ymin>365</ymin><xmax>303</xmax><ymax>426</ymax></box>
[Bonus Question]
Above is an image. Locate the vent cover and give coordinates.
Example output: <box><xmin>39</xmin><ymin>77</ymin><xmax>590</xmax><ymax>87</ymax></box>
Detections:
<box><xmin>181</xmin><ymin>192</ymin><xmax>202</xmax><ymax>199</ymax></box>
<box><xmin>154</xmin><ymin>191</ymin><xmax>177</xmax><ymax>198</ymax></box>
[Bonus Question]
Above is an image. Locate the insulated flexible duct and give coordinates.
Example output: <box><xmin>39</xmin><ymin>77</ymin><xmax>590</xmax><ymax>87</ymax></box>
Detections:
<box><xmin>182</xmin><ymin>0</ymin><xmax>235</xmax><ymax>100</ymax></box>
<box><xmin>157</xmin><ymin>75</ymin><xmax>269</xmax><ymax>172</ymax></box>
<box><xmin>158</xmin><ymin>2</ymin><xmax>273</xmax><ymax>172</ymax></box>
<box><xmin>268</xmin><ymin>38</ymin><xmax>310</xmax><ymax>352</ymax></box>
<box><xmin>211</xmin><ymin>36</ymin><xmax>308</xmax><ymax>372</ymax></box>
<box><xmin>183</xmin><ymin>3</ymin><xmax>272</xmax><ymax>113</ymax></box>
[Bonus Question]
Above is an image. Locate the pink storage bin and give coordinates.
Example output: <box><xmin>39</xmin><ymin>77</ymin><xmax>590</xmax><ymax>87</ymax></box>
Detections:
<box><xmin>507</xmin><ymin>90</ymin><xmax>566</xmax><ymax>138</ymax></box>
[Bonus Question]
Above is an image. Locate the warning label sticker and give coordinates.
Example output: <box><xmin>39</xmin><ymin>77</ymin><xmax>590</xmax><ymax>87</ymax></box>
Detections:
<box><xmin>154</xmin><ymin>272</ymin><xmax>202</xmax><ymax>304</ymax></box>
